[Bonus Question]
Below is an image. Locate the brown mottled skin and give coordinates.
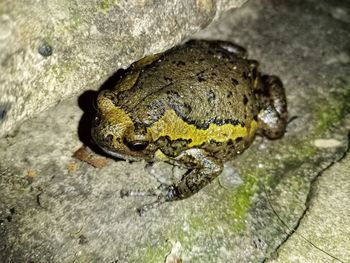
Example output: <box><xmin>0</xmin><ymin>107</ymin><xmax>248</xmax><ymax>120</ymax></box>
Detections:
<box><xmin>92</xmin><ymin>40</ymin><xmax>288</xmax><ymax>211</ymax></box>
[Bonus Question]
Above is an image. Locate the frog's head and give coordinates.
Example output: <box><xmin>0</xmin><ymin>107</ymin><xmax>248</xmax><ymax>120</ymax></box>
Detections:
<box><xmin>91</xmin><ymin>90</ymin><xmax>154</xmax><ymax>161</ymax></box>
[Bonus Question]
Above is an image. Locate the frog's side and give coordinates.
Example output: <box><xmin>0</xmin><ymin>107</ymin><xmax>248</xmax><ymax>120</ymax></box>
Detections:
<box><xmin>92</xmin><ymin>40</ymin><xmax>288</xmax><ymax>205</ymax></box>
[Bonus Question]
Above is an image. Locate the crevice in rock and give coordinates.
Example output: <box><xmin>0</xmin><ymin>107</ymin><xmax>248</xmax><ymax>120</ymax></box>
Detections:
<box><xmin>263</xmin><ymin>131</ymin><xmax>350</xmax><ymax>263</ymax></box>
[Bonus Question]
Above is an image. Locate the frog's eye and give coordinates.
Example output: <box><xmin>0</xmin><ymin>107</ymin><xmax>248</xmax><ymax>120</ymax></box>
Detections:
<box><xmin>124</xmin><ymin>139</ymin><xmax>149</xmax><ymax>151</ymax></box>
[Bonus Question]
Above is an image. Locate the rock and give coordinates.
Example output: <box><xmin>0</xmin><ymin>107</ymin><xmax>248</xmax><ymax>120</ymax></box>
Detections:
<box><xmin>0</xmin><ymin>0</ymin><xmax>247</xmax><ymax>137</ymax></box>
<box><xmin>268</xmin><ymin>152</ymin><xmax>350</xmax><ymax>263</ymax></box>
<box><xmin>0</xmin><ymin>0</ymin><xmax>350</xmax><ymax>262</ymax></box>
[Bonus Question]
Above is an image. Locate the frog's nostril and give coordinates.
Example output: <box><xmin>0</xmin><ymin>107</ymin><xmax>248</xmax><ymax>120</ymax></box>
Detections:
<box><xmin>105</xmin><ymin>134</ymin><xmax>114</xmax><ymax>144</ymax></box>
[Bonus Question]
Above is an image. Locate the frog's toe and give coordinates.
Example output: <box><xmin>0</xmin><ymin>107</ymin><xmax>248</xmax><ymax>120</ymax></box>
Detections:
<box><xmin>137</xmin><ymin>199</ymin><xmax>165</xmax><ymax>216</ymax></box>
<box><xmin>119</xmin><ymin>188</ymin><xmax>158</xmax><ymax>198</ymax></box>
<box><xmin>119</xmin><ymin>185</ymin><xmax>171</xmax><ymax>215</ymax></box>
<box><xmin>137</xmin><ymin>186</ymin><xmax>179</xmax><ymax>215</ymax></box>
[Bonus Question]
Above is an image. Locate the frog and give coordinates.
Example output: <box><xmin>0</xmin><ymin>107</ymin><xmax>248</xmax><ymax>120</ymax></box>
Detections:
<box><xmin>91</xmin><ymin>40</ymin><xmax>288</xmax><ymax>212</ymax></box>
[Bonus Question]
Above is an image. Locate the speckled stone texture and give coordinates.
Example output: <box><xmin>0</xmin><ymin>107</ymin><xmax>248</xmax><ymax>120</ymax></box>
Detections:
<box><xmin>269</xmin><ymin>151</ymin><xmax>350</xmax><ymax>263</ymax></box>
<box><xmin>0</xmin><ymin>0</ymin><xmax>247</xmax><ymax>138</ymax></box>
<box><xmin>0</xmin><ymin>0</ymin><xmax>350</xmax><ymax>262</ymax></box>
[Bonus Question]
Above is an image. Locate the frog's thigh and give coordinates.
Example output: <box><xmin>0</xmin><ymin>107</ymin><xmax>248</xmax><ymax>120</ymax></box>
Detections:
<box><xmin>258</xmin><ymin>75</ymin><xmax>288</xmax><ymax>139</ymax></box>
<box><xmin>262</xmin><ymin>75</ymin><xmax>288</xmax><ymax>120</ymax></box>
<box><xmin>166</xmin><ymin>149</ymin><xmax>223</xmax><ymax>201</ymax></box>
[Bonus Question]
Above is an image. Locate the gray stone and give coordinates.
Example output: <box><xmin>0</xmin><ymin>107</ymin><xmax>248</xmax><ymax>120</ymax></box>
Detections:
<box><xmin>1</xmin><ymin>0</ymin><xmax>350</xmax><ymax>262</ymax></box>
<box><xmin>0</xmin><ymin>0</ymin><xmax>247</xmax><ymax>138</ymax></box>
<box><xmin>268</xmin><ymin>152</ymin><xmax>350</xmax><ymax>263</ymax></box>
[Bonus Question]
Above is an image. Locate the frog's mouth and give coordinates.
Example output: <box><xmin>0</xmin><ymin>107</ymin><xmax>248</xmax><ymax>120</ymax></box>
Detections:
<box><xmin>98</xmin><ymin>146</ymin><xmax>141</xmax><ymax>162</ymax></box>
<box><xmin>91</xmin><ymin>125</ymin><xmax>141</xmax><ymax>162</ymax></box>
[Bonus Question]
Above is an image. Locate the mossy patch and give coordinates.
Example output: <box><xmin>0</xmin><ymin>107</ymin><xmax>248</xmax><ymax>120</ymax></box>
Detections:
<box><xmin>98</xmin><ymin>0</ymin><xmax>116</xmax><ymax>11</ymax></box>
<box><xmin>68</xmin><ymin>6</ymin><xmax>82</xmax><ymax>30</ymax></box>
<box><xmin>225</xmin><ymin>174</ymin><xmax>257</xmax><ymax>232</ymax></box>
<box><xmin>313</xmin><ymin>82</ymin><xmax>350</xmax><ymax>134</ymax></box>
<box><xmin>137</xmin><ymin>129</ymin><xmax>324</xmax><ymax>261</ymax></box>
<box><xmin>142</xmin><ymin>243</ymin><xmax>169</xmax><ymax>263</ymax></box>
<box><xmin>48</xmin><ymin>62</ymin><xmax>79</xmax><ymax>83</ymax></box>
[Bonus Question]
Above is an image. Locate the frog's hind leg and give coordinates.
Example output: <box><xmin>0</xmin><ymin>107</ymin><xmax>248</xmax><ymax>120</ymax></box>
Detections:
<box><xmin>257</xmin><ymin>75</ymin><xmax>288</xmax><ymax>139</ymax></box>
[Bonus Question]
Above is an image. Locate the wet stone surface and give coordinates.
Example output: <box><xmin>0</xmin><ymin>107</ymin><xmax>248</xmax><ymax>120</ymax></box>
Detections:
<box><xmin>1</xmin><ymin>0</ymin><xmax>350</xmax><ymax>262</ymax></box>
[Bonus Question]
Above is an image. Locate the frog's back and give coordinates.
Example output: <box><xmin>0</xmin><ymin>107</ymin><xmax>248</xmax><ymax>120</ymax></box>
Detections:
<box><xmin>113</xmin><ymin>41</ymin><xmax>260</xmax><ymax>158</ymax></box>
<box><xmin>118</xmin><ymin>41</ymin><xmax>258</xmax><ymax>124</ymax></box>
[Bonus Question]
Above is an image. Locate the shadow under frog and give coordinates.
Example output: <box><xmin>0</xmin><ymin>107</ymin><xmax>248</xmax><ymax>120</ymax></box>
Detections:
<box><xmin>78</xmin><ymin>68</ymin><xmax>127</xmax><ymax>158</ymax></box>
<box><xmin>79</xmin><ymin>39</ymin><xmax>288</xmax><ymax>214</ymax></box>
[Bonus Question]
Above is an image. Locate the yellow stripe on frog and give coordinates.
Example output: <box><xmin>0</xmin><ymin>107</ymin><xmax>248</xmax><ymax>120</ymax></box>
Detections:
<box><xmin>148</xmin><ymin>109</ymin><xmax>257</xmax><ymax>147</ymax></box>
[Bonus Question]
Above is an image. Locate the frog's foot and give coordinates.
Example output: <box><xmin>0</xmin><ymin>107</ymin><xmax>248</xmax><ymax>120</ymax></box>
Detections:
<box><xmin>121</xmin><ymin>149</ymin><xmax>223</xmax><ymax>215</ymax></box>
<box><xmin>287</xmin><ymin>115</ymin><xmax>298</xmax><ymax>124</ymax></box>
<box><xmin>136</xmin><ymin>199</ymin><xmax>163</xmax><ymax>215</ymax></box>
<box><xmin>120</xmin><ymin>184</ymin><xmax>171</xmax><ymax>216</ymax></box>
<box><xmin>120</xmin><ymin>188</ymin><xmax>158</xmax><ymax>198</ymax></box>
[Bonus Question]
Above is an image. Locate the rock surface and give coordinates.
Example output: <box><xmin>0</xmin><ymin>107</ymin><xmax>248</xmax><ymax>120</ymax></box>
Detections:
<box><xmin>0</xmin><ymin>0</ymin><xmax>247</xmax><ymax>137</ymax></box>
<box><xmin>1</xmin><ymin>0</ymin><xmax>350</xmax><ymax>262</ymax></box>
<box><xmin>269</xmin><ymin>151</ymin><xmax>350</xmax><ymax>263</ymax></box>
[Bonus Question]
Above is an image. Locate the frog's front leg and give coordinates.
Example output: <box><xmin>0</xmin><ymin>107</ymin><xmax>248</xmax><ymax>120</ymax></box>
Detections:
<box><xmin>165</xmin><ymin>148</ymin><xmax>223</xmax><ymax>201</ymax></box>
<box><xmin>122</xmin><ymin>149</ymin><xmax>223</xmax><ymax>214</ymax></box>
